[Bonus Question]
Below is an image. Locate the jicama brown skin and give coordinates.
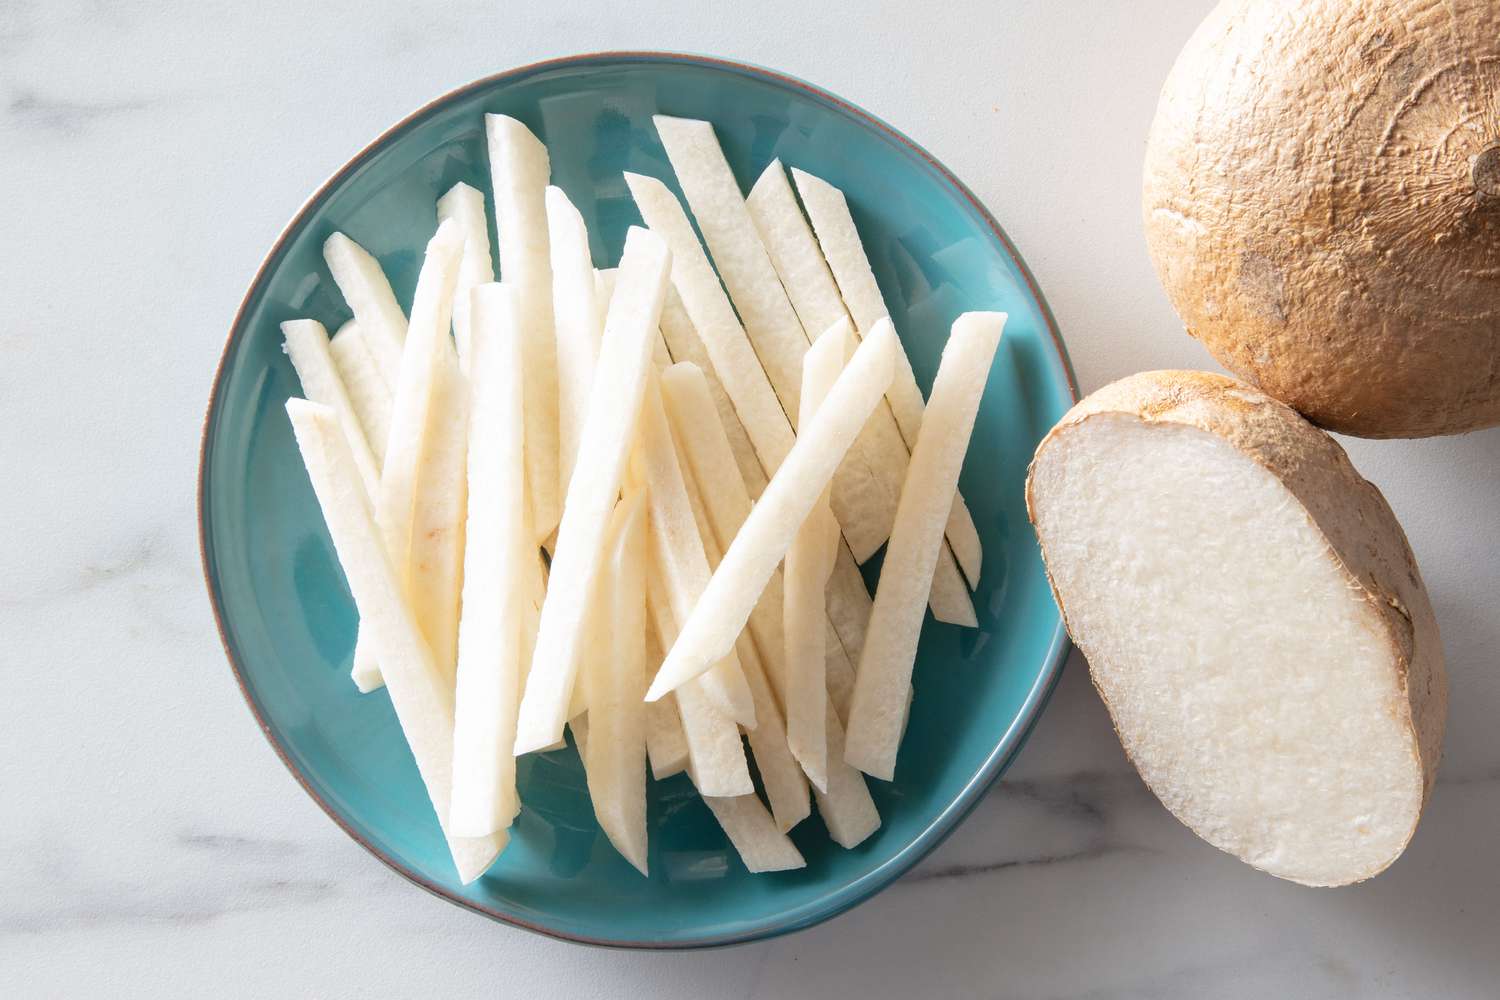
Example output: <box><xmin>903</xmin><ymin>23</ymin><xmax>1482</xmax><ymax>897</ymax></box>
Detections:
<box><xmin>287</xmin><ymin>400</ymin><xmax>505</xmax><ymax>883</ymax></box>
<box><xmin>845</xmin><ymin>313</ymin><xmax>1004</xmax><ymax>780</ymax></box>
<box><xmin>1143</xmin><ymin>0</ymin><xmax>1500</xmax><ymax>437</ymax></box>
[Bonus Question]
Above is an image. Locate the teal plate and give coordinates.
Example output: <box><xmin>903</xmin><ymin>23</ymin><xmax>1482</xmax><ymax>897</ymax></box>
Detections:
<box><xmin>199</xmin><ymin>52</ymin><xmax>1077</xmax><ymax>948</ymax></box>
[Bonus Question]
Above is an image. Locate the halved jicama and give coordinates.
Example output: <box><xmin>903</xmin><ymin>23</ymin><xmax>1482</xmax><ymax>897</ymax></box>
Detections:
<box><xmin>323</xmin><ymin>232</ymin><xmax>407</xmax><ymax>390</ymax></box>
<box><xmin>1025</xmin><ymin>370</ymin><xmax>1446</xmax><ymax>886</ymax></box>
<box><xmin>547</xmin><ymin>186</ymin><xmax>602</xmax><ymax>496</ymax></box>
<box><xmin>845</xmin><ymin>313</ymin><xmax>1004</xmax><ymax>780</ymax></box>
<box><xmin>287</xmin><ymin>400</ymin><xmax>504</xmax><ymax>883</ymax></box>
<box><xmin>282</xmin><ymin>319</ymin><xmax>380</xmax><ymax>501</ymax></box>
<box><xmin>631</xmin><ymin>376</ymin><xmax>756</xmax><ymax>728</ymax></box>
<box><xmin>584</xmin><ymin>491</ymin><xmax>650</xmax><ymax>875</ymax></box>
<box><xmin>650</xmin><ymin>322</ymin><xmax>897</xmax><ymax>700</ymax></box>
<box><xmin>781</xmin><ymin>326</ymin><xmax>845</xmax><ymax>792</ymax></box>
<box><xmin>486</xmin><ymin>113</ymin><xmax>561</xmax><ymax>543</ymax></box>
<box><xmin>329</xmin><ymin>321</ymin><xmax>393</xmax><ymax>466</ymax></box>
<box><xmin>449</xmin><ymin>284</ymin><xmax>528</xmax><ymax>837</ymax></box>
<box><xmin>791</xmin><ymin>167</ymin><xmax>984</xmax><ymax>588</ymax></box>
<box><xmin>437</xmin><ymin>181</ymin><xmax>496</xmax><ymax>372</ymax></box>
<box><xmin>514</xmin><ymin>226</ymin><xmax>670</xmax><ymax>755</ymax></box>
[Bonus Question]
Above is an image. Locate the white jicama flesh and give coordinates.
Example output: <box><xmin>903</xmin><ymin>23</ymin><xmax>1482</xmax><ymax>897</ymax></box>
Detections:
<box><xmin>644</xmin><ymin>618</ymin><xmax>690</xmax><ymax>780</ymax></box>
<box><xmin>584</xmin><ymin>492</ymin><xmax>650</xmax><ymax>876</ymax></box>
<box><xmin>375</xmin><ymin>219</ymin><xmax>464</xmax><ymax>592</ymax></box>
<box><xmin>1026</xmin><ymin>370</ymin><xmax>1446</xmax><ymax>886</ymax></box>
<box><xmin>486</xmin><ymin>113</ymin><xmax>561</xmax><ymax>543</ymax></box>
<box><xmin>624</xmin><ymin>172</ymin><xmax>796</xmax><ymax>478</ymax></box>
<box><xmin>653</xmin><ymin>115</ymin><xmax>811</xmax><ymax>418</ymax></box>
<box><xmin>781</xmin><ymin>326</ymin><xmax>845</xmax><ymax>792</ymax></box>
<box><xmin>514</xmin><ymin>226</ymin><xmax>671</xmax><ymax>755</ymax></box>
<box><xmin>323</xmin><ymin>232</ymin><xmax>407</xmax><ymax>391</ymax></box>
<box><xmin>658</xmin><ymin>363</ymin><xmax>791</xmax><ymax>696</ymax></box>
<box><xmin>699</xmin><ymin>792</ymin><xmax>806</xmax><ymax>873</ymax></box>
<box><xmin>646</xmin><ymin>567</ymin><xmax>753</xmax><ymax>797</ymax></box>
<box><xmin>657</xmin><ymin>286</ymin><xmax>768</xmax><ymax>497</ymax></box>
<box><xmin>675</xmin><ymin>435</ymin><xmax>810</xmax><ymax>832</ymax></box>
<box><xmin>286</xmin><ymin>399</ymin><xmax>504</xmax><ymax>883</ymax></box>
<box><xmin>436</xmin><ymin>181</ymin><xmax>496</xmax><ymax>373</ymax></box>
<box><xmin>282</xmin><ymin>319</ymin><xmax>380</xmax><ymax>501</ymax></box>
<box><xmin>791</xmin><ymin>167</ymin><xmax>984</xmax><ymax>588</ymax></box>
<box><xmin>815</xmin><ymin>703</ymin><xmax>881</xmax><ymax>849</ymax></box>
<box><xmin>547</xmin><ymin>186</ymin><xmax>602</xmax><ymax>498</ymax></box>
<box><xmin>845</xmin><ymin>313</ymin><xmax>1004</xmax><ymax>780</ymax></box>
<box><xmin>409</xmin><ymin>350</ymin><xmax>468</xmax><ymax>683</ymax></box>
<box><xmin>650</xmin><ymin>322</ymin><xmax>897</xmax><ymax>701</ymax></box>
<box><xmin>746</xmin><ymin>159</ymin><xmax>849</xmax><ymax>337</ymax></box>
<box><xmin>329</xmin><ymin>321</ymin><xmax>393</xmax><ymax>467</ymax></box>
<box><xmin>449</xmin><ymin>284</ymin><xmax>527</xmax><ymax>837</ymax></box>
<box><xmin>631</xmin><ymin>376</ymin><xmax>756</xmax><ymax>728</ymax></box>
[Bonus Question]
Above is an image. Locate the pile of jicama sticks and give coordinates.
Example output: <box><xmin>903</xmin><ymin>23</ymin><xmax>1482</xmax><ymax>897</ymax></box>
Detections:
<box><xmin>284</xmin><ymin>111</ymin><xmax>1004</xmax><ymax>883</ymax></box>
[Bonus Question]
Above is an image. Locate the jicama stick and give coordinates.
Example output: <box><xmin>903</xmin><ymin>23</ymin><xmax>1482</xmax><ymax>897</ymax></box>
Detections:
<box><xmin>486</xmin><ymin>114</ymin><xmax>560</xmax><ymax>543</ymax></box>
<box><xmin>409</xmin><ymin>352</ymin><xmax>468</xmax><ymax>682</ymax></box>
<box><xmin>329</xmin><ymin>321</ymin><xmax>393</xmax><ymax>466</ymax></box>
<box><xmin>547</xmin><ymin>186</ymin><xmax>602</xmax><ymax>497</ymax></box>
<box><xmin>653</xmin><ymin>116</ymin><xmax>811</xmax><ymax>417</ymax></box>
<box><xmin>513</xmin><ymin>226</ymin><xmax>670</xmax><ymax>755</ymax></box>
<box><xmin>659</xmin><ymin>362</ymin><xmax>861</xmax><ymax>716</ymax></box>
<box><xmin>584</xmin><ymin>491</ymin><xmax>649</xmax><ymax>875</ymax></box>
<box><xmin>650</xmin><ymin>322</ymin><xmax>897</xmax><ymax>700</ymax></box>
<box><xmin>641</xmin><ymin>131</ymin><xmax>895</xmax><ymax>562</ymax></box>
<box><xmin>746</xmin><ymin>160</ymin><xmax>848</xmax><ymax>340</ymax></box>
<box><xmin>282</xmin><ymin>319</ymin><xmax>380</xmax><ymax>501</ymax></box>
<box><xmin>375</xmin><ymin>218</ymin><xmax>464</xmax><ymax>599</ymax></box>
<box><xmin>782</xmin><ymin>326</ymin><xmax>846</xmax><ymax>793</ymax></box>
<box><xmin>815</xmin><ymin>703</ymin><xmax>880</xmax><ymax>849</ymax></box>
<box><xmin>437</xmin><ymin>181</ymin><xmax>496</xmax><ymax>373</ymax></box>
<box><xmin>624</xmin><ymin>172</ymin><xmax>794</xmax><ymax>476</ymax></box>
<box><xmin>699</xmin><ymin>792</ymin><xmax>805</xmax><ymax>873</ymax></box>
<box><xmin>791</xmin><ymin>167</ymin><xmax>984</xmax><ymax>588</ymax></box>
<box><xmin>658</xmin><ymin>363</ymin><xmax>790</xmax><ymax>702</ymax></box>
<box><xmin>286</xmin><ymin>400</ymin><xmax>504</xmax><ymax>883</ymax></box>
<box><xmin>845</xmin><ymin>313</ymin><xmax>1004</xmax><ymax>780</ymax></box>
<box><xmin>656</xmin><ymin>286</ymin><xmax>768</xmax><ymax>497</ymax></box>
<box><xmin>449</xmin><ymin>284</ymin><xmax>527</xmax><ymax>836</ymax></box>
<box><xmin>631</xmin><ymin>376</ymin><xmax>756</xmax><ymax>728</ymax></box>
<box><xmin>644</xmin><ymin>619</ymin><xmax>690</xmax><ymax>780</ymax></box>
<box><xmin>646</xmin><ymin>567</ymin><xmax>752</xmax><ymax>797</ymax></box>
<box><xmin>323</xmin><ymin>232</ymin><xmax>407</xmax><ymax>390</ymax></box>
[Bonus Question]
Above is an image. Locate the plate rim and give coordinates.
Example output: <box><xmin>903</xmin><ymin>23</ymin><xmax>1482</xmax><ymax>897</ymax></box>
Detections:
<box><xmin>197</xmin><ymin>49</ymin><xmax>1079</xmax><ymax>950</ymax></box>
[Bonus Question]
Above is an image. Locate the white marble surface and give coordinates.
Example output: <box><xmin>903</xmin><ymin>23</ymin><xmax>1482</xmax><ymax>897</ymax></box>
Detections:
<box><xmin>4</xmin><ymin>0</ymin><xmax>1499</xmax><ymax>996</ymax></box>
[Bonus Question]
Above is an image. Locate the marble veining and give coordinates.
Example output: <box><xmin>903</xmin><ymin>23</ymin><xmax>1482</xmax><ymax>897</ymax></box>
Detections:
<box><xmin>6</xmin><ymin>0</ymin><xmax>1500</xmax><ymax>996</ymax></box>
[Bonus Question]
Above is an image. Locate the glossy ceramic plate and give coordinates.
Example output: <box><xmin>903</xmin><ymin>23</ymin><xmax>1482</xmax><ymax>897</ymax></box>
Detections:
<box><xmin>200</xmin><ymin>52</ymin><xmax>1077</xmax><ymax>948</ymax></box>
